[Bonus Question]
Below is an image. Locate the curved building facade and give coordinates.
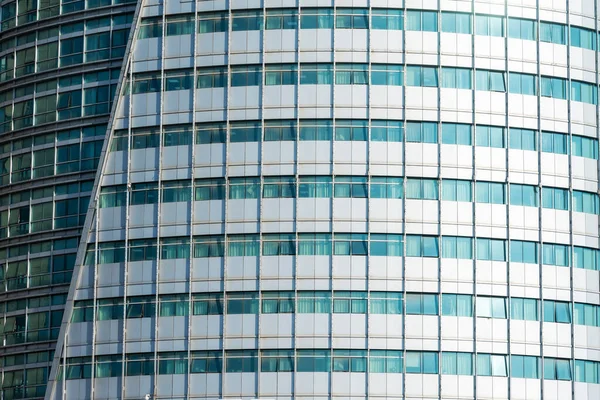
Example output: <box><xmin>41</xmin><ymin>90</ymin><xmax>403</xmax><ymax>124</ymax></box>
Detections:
<box><xmin>47</xmin><ymin>0</ymin><xmax>600</xmax><ymax>399</ymax></box>
<box><xmin>0</xmin><ymin>0</ymin><xmax>135</xmax><ymax>398</ymax></box>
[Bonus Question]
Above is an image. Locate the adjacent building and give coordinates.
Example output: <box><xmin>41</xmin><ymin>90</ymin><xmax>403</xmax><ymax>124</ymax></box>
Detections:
<box><xmin>45</xmin><ymin>0</ymin><xmax>600</xmax><ymax>399</ymax></box>
<box><xmin>0</xmin><ymin>0</ymin><xmax>134</xmax><ymax>398</ymax></box>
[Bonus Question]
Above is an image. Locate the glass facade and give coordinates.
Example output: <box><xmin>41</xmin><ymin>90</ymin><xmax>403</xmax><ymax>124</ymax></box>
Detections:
<box><xmin>44</xmin><ymin>1</ymin><xmax>600</xmax><ymax>399</ymax></box>
<box><xmin>0</xmin><ymin>0</ymin><xmax>134</xmax><ymax>398</ymax></box>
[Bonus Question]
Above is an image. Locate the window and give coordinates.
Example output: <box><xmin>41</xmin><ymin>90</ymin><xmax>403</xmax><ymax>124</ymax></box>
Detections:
<box><xmin>193</xmin><ymin>294</ymin><xmax>223</xmax><ymax>315</ymax></box>
<box><xmin>371</xmin><ymin>64</ymin><xmax>403</xmax><ymax>85</ymax></box>
<box><xmin>60</xmin><ymin>37</ymin><xmax>84</xmax><ymax>66</ymax></box>
<box><xmin>476</xmin><ymin>125</ymin><xmax>505</xmax><ymax>148</ymax></box>
<box><xmin>197</xmin><ymin>67</ymin><xmax>227</xmax><ymax>88</ymax></box>
<box><xmin>297</xmin><ymin>291</ymin><xmax>331</xmax><ymax>313</ymax></box>
<box><xmin>441</xmin><ymin>294</ymin><xmax>473</xmax><ymax>317</ymax></box>
<box><xmin>540</xmin><ymin>21</ymin><xmax>566</xmax><ymax>45</ymax></box>
<box><xmin>265</xmin><ymin>64</ymin><xmax>297</xmax><ymax>85</ymax></box>
<box><xmin>575</xmin><ymin>360</ymin><xmax>600</xmax><ymax>383</ymax></box>
<box><xmin>37</xmin><ymin>42</ymin><xmax>58</xmax><ymax>71</ymax></box>
<box><xmin>542</xmin><ymin>243</ymin><xmax>569</xmax><ymax>267</ymax></box>
<box><xmin>332</xmin><ymin>350</ymin><xmax>367</xmax><ymax>372</ymax></box>
<box><xmin>164</xmin><ymin>70</ymin><xmax>193</xmax><ymax>91</ymax></box>
<box><xmin>475</xmin><ymin>15</ymin><xmax>504</xmax><ymax>37</ymax></box>
<box><xmin>573</xmin><ymin>190</ymin><xmax>599</xmax><ymax>214</ymax></box>
<box><xmin>298</xmin><ymin>233</ymin><xmax>332</xmax><ymax>255</ymax></box>
<box><xmin>371</xmin><ymin>120</ymin><xmax>403</xmax><ymax>142</ymax></box>
<box><xmin>15</xmin><ymin>47</ymin><xmax>35</xmax><ymax>77</ymax></box>
<box><xmin>509</xmin><ymin>73</ymin><xmax>537</xmax><ymax>96</ymax></box>
<box><xmin>85</xmin><ymin>32</ymin><xmax>110</xmax><ymax>62</ymax></box>
<box><xmin>261</xmin><ymin>292</ymin><xmax>294</xmax><ymax>313</ymax></box>
<box><xmin>406</xmin><ymin>66</ymin><xmax>438</xmax><ymax>87</ymax></box>
<box><xmin>87</xmin><ymin>241</ymin><xmax>126</xmax><ymax>265</ymax></box>
<box><xmin>298</xmin><ymin>176</ymin><xmax>332</xmax><ymax>197</ymax></box>
<box><xmin>372</xmin><ymin>9</ymin><xmax>402</xmax><ymax>30</ymax></box>
<box><xmin>370</xmin><ymin>350</ymin><xmax>402</xmax><ymax>373</ymax></box>
<box><xmin>265</xmin><ymin>8</ymin><xmax>297</xmax><ymax>29</ymax></box>
<box><xmin>574</xmin><ymin>246</ymin><xmax>600</xmax><ymax>270</ymax></box>
<box><xmin>297</xmin><ymin>349</ymin><xmax>330</xmax><ymax>372</ymax></box>
<box><xmin>405</xmin><ymin>352</ymin><xmax>438</xmax><ymax>374</ymax></box>
<box><xmin>300</xmin><ymin>8</ymin><xmax>333</xmax><ymax>29</ymax></box>
<box><xmin>162</xmin><ymin>180</ymin><xmax>191</xmax><ymax>202</ymax></box>
<box><xmin>335</xmin><ymin>120</ymin><xmax>367</xmax><ymax>141</ymax></box>
<box><xmin>572</xmin><ymin>135</ymin><xmax>598</xmax><ymax>159</ymax></box>
<box><xmin>370</xmin><ymin>177</ymin><xmax>403</xmax><ymax>199</ymax></box>
<box><xmin>163</xmin><ymin>125</ymin><xmax>192</xmax><ymax>146</ymax></box>
<box><xmin>130</xmin><ymin>74</ymin><xmax>160</xmax><ymax>94</ymax></box>
<box><xmin>544</xmin><ymin>300</ymin><xmax>572</xmax><ymax>323</ymax></box>
<box><xmin>333</xmin><ymin>292</ymin><xmax>367</xmax><ymax>313</ymax></box>
<box><xmin>442</xmin><ymin>352</ymin><xmax>473</xmax><ymax>375</ymax></box>
<box><xmin>227</xmin><ymin>234</ymin><xmax>260</xmax><ymax>256</ymax></box>
<box><xmin>194</xmin><ymin>178</ymin><xmax>225</xmax><ymax>201</ymax></box>
<box><xmin>335</xmin><ymin>64</ymin><xmax>368</xmax><ymax>84</ymax></box>
<box><xmin>571</xmin><ymin>26</ymin><xmax>596</xmax><ymax>50</ymax></box>
<box><xmin>477</xmin><ymin>354</ymin><xmax>508</xmax><ymax>376</ymax></box>
<box><xmin>509</xmin><ymin>355</ymin><xmax>540</xmax><ymax>379</ymax></box>
<box><xmin>574</xmin><ymin>303</ymin><xmax>600</xmax><ymax>327</ymax></box>
<box><xmin>159</xmin><ymin>295</ymin><xmax>188</xmax><ymax>317</ymax></box>
<box><xmin>406</xmin><ymin>235</ymin><xmax>439</xmax><ymax>257</ymax></box>
<box><xmin>476</xmin><ymin>70</ymin><xmax>506</xmax><ymax>92</ymax></box>
<box><xmin>544</xmin><ymin>358</ymin><xmax>572</xmax><ymax>380</ymax></box>
<box><xmin>125</xmin><ymin>297</ymin><xmax>156</xmax><ymax>319</ymax></box>
<box><xmin>335</xmin><ymin>8</ymin><xmax>368</xmax><ymax>29</ymax></box>
<box><xmin>333</xmin><ymin>233</ymin><xmax>367</xmax><ymax>255</ymax></box>
<box><xmin>511</xmin><ymin>297</ymin><xmax>539</xmax><ymax>321</ymax></box>
<box><xmin>571</xmin><ymin>80</ymin><xmax>598</xmax><ymax>104</ymax></box>
<box><xmin>477</xmin><ymin>296</ymin><xmax>507</xmax><ymax>318</ymax></box>
<box><xmin>231</xmin><ymin>66</ymin><xmax>261</xmax><ymax>86</ymax></box>
<box><xmin>263</xmin><ymin>176</ymin><xmax>295</xmax><ymax>198</ymax></box>
<box><xmin>541</xmin><ymin>76</ymin><xmax>567</xmax><ymax>99</ymax></box>
<box><xmin>160</xmin><ymin>237</ymin><xmax>190</xmax><ymax>259</ymax></box>
<box><xmin>541</xmin><ymin>187</ymin><xmax>569</xmax><ymax>210</ymax></box>
<box><xmin>99</xmin><ymin>185</ymin><xmax>127</xmax><ymax>208</ymax></box>
<box><xmin>441</xmin><ymin>12</ymin><xmax>471</xmax><ymax>34</ymax></box>
<box><xmin>96</xmin><ymin>299</ymin><xmax>124</xmax><ymax>321</ymax></box>
<box><xmin>165</xmin><ymin>15</ymin><xmax>194</xmax><ymax>36</ymax></box>
<box><xmin>227</xmin><ymin>292</ymin><xmax>259</xmax><ymax>314</ymax></box>
<box><xmin>406</xmin><ymin>178</ymin><xmax>438</xmax><ymax>200</ymax></box>
<box><xmin>334</xmin><ymin>176</ymin><xmax>367</xmax><ymax>198</ymax></box>
<box><xmin>510</xmin><ymin>184</ymin><xmax>538</xmax><ymax>207</ymax></box>
<box><xmin>508</xmin><ymin>18</ymin><xmax>536</xmax><ymax>40</ymax></box>
<box><xmin>406</xmin><ymin>122</ymin><xmax>437</xmax><ymax>143</ymax></box>
<box><xmin>475</xmin><ymin>181</ymin><xmax>506</xmax><ymax>204</ymax></box>
<box><xmin>230</xmin><ymin>122</ymin><xmax>260</xmax><ymax>142</ymax></box>
<box><xmin>476</xmin><ymin>239</ymin><xmax>506</xmax><ymax>261</ymax></box>
<box><xmin>261</xmin><ymin>350</ymin><xmax>294</xmax><ymax>372</ymax></box>
<box><xmin>125</xmin><ymin>354</ymin><xmax>154</xmax><ymax>376</ymax></box>
<box><xmin>231</xmin><ymin>11</ymin><xmax>263</xmax><ymax>31</ymax></box>
<box><xmin>196</xmin><ymin>122</ymin><xmax>226</xmax><ymax>144</ymax></box>
<box><xmin>370</xmin><ymin>234</ymin><xmax>403</xmax><ymax>256</ymax></box>
<box><xmin>406</xmin><ymin>10</ymin><xmax>437</xmax><ymax>32</ymax></box>
<box><xmin>128</xmin><ymin>239</ymin><xmax>157</xmax><ymax>262</ymax></box>
<box><xmin>542</xmin><ymin>131</ymin><xmax>568</xmax><ymax>155</ymax></box>
<box><xmin>441</xmin><ymin>123</ymin><xmax>471</xmax><ymax>145</ymax></box>
<box><xmin>198</xmin><ymin>12</ymin><xmax>228</xmax><ymax>33</ymax></box>
<box><xmin>510</xmin><ymin>240</ymin><xmax>538</xmax><ymax>263</ymax></box>
<box><xmin>193</xmin><ymin>235</ymin><xmax>224</xmax><ymax>258</ymax></box>
<box><xmin>226</xmin><ymin>350</ymin><xmax>258</xmax><ymax>372</ymax></box>
<box><xmin>442</xmin><ymin>237</ymin><xmax>473</xmax><ymax>259</ymax></box>
<box><xmin>131</xmin><ymin>182</ymin><xmax>158</xmax><ymax>205</ymax></box>
<box><xmin>300</xmin><ymin>64</ymin><xmax>333</xmax><ymax>84</ymax></box>
<box><xmin>442</xmin><ymin>179</ymin><xmax>472</xmax><ymax>202</ymax></box>
<box><xmin>262</xmin><ymin>234</ymin><xmax>295</xmax><ymax>256</ymax></box>
<box><xmin>441</xmin><ymin>67</ymin><xmax>472</xmax><ymax>89</ymax></box>
<box><xmin>370</xmin><ymin>292</ymin><xmax>402</xmax><ymax>314</ymax></box>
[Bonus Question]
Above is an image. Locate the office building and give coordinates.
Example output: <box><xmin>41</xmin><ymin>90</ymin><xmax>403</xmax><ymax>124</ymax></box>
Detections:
<box><xmin>0</xmin><ymin>0</ymin><xmax>134</xmax><ymax>398</ymax></box>
<box><xmin>46</xmin><ymin>1</ymin><xmax>600</xmax><ymax>399</ymax></box>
